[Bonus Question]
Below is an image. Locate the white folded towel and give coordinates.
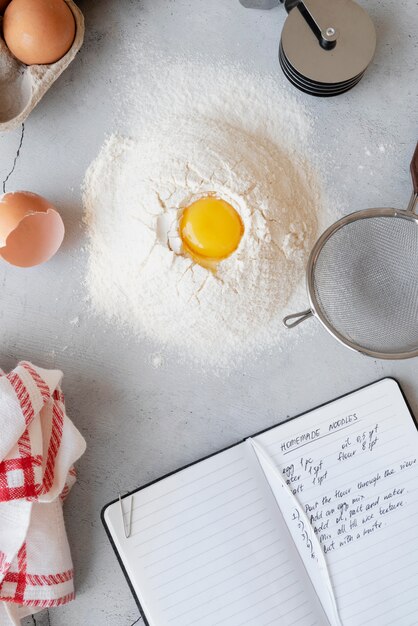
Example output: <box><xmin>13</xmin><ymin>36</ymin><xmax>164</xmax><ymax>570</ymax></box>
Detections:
<box><xmin>0</xmin><ymin>362</ymin><xmax>86</xmax><ymax>625</ymax></box>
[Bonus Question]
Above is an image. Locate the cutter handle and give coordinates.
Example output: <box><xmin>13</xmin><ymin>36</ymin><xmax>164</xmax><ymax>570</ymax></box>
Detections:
<box><xmin>280</xmin><ymin>0</ymin><xmax>300</xmax><ymax>12</ymax></box>
<box><xmin>239</xmin><ymin>0</ymin><xmax>297</xmax><ymax>12</ymax></box>
<box><xmin>239</xmin><ymin>0</ymin><xmax>279</xmax><ymax>7</ymax></box>
<box><xmin>411</xmin><ymin>142</ymin><xmax>418</xmax><ymax>195</ymax></box>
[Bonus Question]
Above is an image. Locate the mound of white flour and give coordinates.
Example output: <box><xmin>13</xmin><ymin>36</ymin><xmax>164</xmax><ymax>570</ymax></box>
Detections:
<box><xmin>83</xmin><ymin>59</ymin><xmax>327</xmax><ymax>370</ymax></box>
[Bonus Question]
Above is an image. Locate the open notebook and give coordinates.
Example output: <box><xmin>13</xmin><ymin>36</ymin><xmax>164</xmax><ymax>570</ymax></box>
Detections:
<box><xmin>102</xmin><ymin>378</ymin><xmax>418</xmax><ymax>626</ymax></box>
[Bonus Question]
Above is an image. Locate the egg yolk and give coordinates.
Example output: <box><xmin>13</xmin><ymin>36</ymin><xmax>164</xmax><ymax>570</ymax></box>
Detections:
<box><xmin>180</xmin><ymin>197</ymin><xmax>244</xmax><ymax>264</ymax></box>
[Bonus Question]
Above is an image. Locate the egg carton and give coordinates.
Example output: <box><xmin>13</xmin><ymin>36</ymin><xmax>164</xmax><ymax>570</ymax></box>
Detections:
<box><xmin>0</xmin><ymin>0</ymin><xmax>84</xmax><ymax>132</ymax></box>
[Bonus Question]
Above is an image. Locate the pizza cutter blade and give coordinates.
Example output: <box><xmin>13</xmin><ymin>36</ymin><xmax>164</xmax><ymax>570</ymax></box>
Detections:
<box><xmin>240</xmin><ymin>0</ymin><xmax>376</xmax><ymax>96</ymax></box>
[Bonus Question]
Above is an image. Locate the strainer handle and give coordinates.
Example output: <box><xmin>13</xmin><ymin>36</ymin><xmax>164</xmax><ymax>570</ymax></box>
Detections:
<box><xmin>407</xmin><ymin>142</ymin><xmax>418</xmax><ymax>214</ymax></box>
<box><xmin>283</xmin><ymin>308</ymin><xmax>313</xmax><ymax>329</ymax></box>
<box><xmin>411</xmin><ymin>141</ymin><xmax>418</xmax><ymax>196</ymax></box>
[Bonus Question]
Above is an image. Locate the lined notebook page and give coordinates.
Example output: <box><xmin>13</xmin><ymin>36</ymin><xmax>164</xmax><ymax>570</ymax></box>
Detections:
<box><xmin>255</xmin><ymin>378</ymin><xmax>418</xmax><ymax>626</ymax></box>
<box><xmin>104</xmin><ymin>442</ymin><xmax>329</xmax><ymax>626</ymax></box>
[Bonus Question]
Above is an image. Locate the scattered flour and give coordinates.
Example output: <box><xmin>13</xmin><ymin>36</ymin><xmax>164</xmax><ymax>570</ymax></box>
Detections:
<box><xmin>83</xmin><ymin>58</ymin><xmax>330</xmax><ymax>371</ymax></box>
<box><xmin>150</xmin><ymin>353</ymin><xmax>164</xmax><ymax>369</ymax></box>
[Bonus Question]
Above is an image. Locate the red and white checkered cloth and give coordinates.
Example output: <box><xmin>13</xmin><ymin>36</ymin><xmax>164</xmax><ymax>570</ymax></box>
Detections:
<box><xmin>0</xmin><ymin>362</ymin><xmax>86</xmax><ymax>625</ymax></box>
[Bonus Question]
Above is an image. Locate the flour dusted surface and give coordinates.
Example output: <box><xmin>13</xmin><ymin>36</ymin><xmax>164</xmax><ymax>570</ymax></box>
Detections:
<box><xmin>83</xmin><ymin>59</ymin><xmax>327</xmax><ymax>371</ymax></box>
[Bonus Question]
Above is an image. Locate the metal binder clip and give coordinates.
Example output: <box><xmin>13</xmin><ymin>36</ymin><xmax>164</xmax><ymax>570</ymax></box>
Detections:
<box><xmin>119</xmin><ymin>492</ymin><xmax>133</xmax><ymax>538</ymax></box>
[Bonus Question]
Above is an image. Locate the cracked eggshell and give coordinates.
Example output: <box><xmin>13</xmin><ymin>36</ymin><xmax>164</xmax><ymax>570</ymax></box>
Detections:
<box><xmin>0</xmin><ymin>191</ymin><xmax>65</xmax><ymax>267</ymax></box>
<box><xmin>0</xmin><ymin>0</ymin><xmax>84</xmax><ymax>132</ymax></box>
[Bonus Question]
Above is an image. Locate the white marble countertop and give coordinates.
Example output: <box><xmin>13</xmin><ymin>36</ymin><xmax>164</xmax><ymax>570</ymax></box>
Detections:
<box><xmin>0</xmin><ymin>0</ymin><xmax>416</xmax><ymax>624</ymax></box>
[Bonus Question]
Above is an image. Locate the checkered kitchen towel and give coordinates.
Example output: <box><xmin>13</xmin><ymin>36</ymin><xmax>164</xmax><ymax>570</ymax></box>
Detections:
<box><xmin>0</xmin><ymin>362</ymin><xmax>86</xmax><ymax>625</ymax></box>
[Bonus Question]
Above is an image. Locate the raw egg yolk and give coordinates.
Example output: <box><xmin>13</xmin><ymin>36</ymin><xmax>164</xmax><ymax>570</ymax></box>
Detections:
<box><xmin>180</xmin><ymin>197</ymin><xmax>243</xmax><ymax>263</ymax></box>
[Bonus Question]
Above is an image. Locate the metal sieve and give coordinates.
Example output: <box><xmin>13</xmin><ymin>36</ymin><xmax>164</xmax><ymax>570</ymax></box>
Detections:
<box><xmin>283</xmin><ymin>142</ymin><xmax>418</xmax><ymax>359</ymax></box>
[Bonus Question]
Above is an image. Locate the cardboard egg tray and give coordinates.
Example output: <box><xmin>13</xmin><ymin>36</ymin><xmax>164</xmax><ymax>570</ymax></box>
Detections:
<box><xmin>0</xmin><ymin>0</ymin><xmax>84</xmax><ymax>132</ymax></box>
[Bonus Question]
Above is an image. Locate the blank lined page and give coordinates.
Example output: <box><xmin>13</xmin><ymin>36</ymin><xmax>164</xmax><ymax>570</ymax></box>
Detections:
<box><xmin>255</xmin><ymin>378</ymin><xmax>418</xmax><ymax>626</ymax></box>
<box><xmin>104</xmin><ymin>442</ymin><xmax>328</xmax><ymax>626</ymax></box>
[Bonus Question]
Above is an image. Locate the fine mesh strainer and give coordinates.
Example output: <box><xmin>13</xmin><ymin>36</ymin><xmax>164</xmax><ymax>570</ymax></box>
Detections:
<box><xmin>283</xmin><ymin>142</ymin><xmax>418</xmax><ymax>359</ymax></box>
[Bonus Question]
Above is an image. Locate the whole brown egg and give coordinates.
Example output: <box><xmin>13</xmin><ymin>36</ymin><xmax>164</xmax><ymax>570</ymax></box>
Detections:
<box><xmin>3</xmin><ymin>0</ymin><xmax>76</xmax><ymax>65</ymax></box>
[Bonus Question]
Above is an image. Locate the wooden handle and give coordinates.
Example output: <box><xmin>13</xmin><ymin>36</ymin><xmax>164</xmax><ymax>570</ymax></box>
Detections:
<box><xmin>411</xmin><ymin>142</ymin><xmax>418</xmax><ymax>194</ymax></box>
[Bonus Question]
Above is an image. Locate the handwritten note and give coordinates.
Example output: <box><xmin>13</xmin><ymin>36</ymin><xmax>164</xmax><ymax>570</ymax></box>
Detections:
<box><xmin>256</xmin><ymin>378</ymin><xmax>418</xmax><ymax>626</ymax></box>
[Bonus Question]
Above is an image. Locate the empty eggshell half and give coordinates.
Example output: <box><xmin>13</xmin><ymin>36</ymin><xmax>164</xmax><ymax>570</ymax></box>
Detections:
<box><xmin>0</xmin><ymin>191</ymin><xmax>65</xmax><ymax>267</ymax></box>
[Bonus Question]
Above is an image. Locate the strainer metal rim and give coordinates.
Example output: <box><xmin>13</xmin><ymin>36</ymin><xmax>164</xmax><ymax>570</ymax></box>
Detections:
<box><xmin>305</xmin><ymin>207</ymin><xmax>418</xmax><ymax>360</ymax></box>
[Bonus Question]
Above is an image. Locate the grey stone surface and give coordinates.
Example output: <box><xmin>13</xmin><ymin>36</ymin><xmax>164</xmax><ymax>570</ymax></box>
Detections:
<box><xmin>2</xmin><ymin>0</ymin><xmax>417</xmax><ymax>624</ymax></box>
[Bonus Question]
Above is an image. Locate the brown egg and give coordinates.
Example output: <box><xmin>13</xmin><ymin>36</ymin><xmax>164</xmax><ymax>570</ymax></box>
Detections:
<box><xmin>3</xmin><ymin>0</ymin><xmax>76</xmax><ymax>65</ymax></box>
<box><xmin>0</xmin><ymin>0</ymin><xmax>11</xmax><ymax>13</ymax></box>
<box><xmin>0</xmin><ymin>191</ymin><xmax>65</xmax><ymax>267</ymax></box>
